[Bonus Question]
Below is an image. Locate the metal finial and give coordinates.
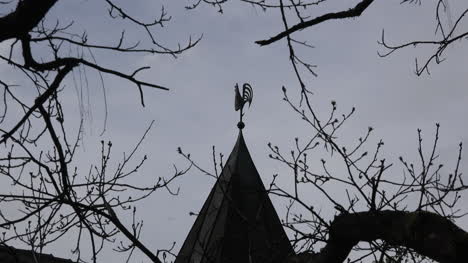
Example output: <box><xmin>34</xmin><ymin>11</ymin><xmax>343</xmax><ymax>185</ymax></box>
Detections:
<box><xmin>234</xmin><ymin>83</ymin><xmax>253</xmax><ymax>129</ymax></box>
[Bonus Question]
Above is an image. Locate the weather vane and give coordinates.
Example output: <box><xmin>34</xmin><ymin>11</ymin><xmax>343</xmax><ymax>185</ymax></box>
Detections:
<box><xmin>234</xmin><ymin>83</ymin><xmax>253</xmax><ymax>129</ymax></box>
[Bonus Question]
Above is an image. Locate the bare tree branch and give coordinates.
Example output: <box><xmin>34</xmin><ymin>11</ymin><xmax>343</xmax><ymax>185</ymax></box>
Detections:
<box><xmin>256</xmin><ymin>0</ymin><xmax>374</xmax><ymax>46</ymax></box>
<box><xmin>0</xmin><ymin>0</ymin><xmax>58</xmax><ymax>42</ymax></box>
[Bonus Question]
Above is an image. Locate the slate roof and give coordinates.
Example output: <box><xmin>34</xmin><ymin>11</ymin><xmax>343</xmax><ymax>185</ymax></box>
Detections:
<box><xmin>175</xmin><ymin>131</ymin><xmax>293</xmax><ymax>263</ymax></box>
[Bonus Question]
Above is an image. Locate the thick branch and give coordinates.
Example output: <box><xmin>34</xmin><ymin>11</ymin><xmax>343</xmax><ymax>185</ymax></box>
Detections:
<box><xmin>0</xmin><ymin>0</ymin><xmax>58</xmax><ymax>42</ymax></box>
<box><xmin>256</xmin><ymin>0</ymin><xmax>374</xmax><ymax>46</ymax></box>
<box><xmin>309</xmin><ymin>210</ymin><xmax>468</xmax><ymax>263</ymax></box>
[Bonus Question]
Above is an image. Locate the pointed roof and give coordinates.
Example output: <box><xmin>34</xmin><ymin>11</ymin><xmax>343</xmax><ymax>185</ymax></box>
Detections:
<box><xmin>175</xmin><ymin>131</ymin><xmax>293</xmax><ymax>263</ymax></box>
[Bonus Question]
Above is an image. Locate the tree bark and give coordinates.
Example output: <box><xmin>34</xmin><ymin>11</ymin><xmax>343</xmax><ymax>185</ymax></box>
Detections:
<box><xmin>0</xmin><ymin>0</ymin><xmax>58</xmax><ymax>42</ymax></box>
<box><xmin>294</xmin><ymin>210</ymin><xmax>468</xmax><ymax>263</ymax></box>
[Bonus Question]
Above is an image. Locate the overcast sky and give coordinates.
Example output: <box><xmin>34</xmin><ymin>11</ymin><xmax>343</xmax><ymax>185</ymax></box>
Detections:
<box><xmin>1</xmin><ymin>0</ymin><xmax>468</xmax><ymax>262</ymax></box>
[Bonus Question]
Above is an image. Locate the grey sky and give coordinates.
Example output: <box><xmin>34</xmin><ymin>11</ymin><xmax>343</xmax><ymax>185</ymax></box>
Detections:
<box><xmin>1</xmin><ymin>0</ymin><xmax>468</xmax><ymax>262</ymax></box>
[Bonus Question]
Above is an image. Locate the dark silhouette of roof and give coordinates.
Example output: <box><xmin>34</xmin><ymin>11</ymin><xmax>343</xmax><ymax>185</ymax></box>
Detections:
<box><xmin>0</xmin><ymin>246</ymin><xmax>73</xmax><ymax>263</ymax></box>
<box><xmin>175</xmin><ymin>131</ymin><xmax>294</xmax><ymax>263</ymax></box>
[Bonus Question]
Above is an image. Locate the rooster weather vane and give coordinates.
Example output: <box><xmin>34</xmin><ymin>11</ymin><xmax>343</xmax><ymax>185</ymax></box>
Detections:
<box><xmin>234</xmin><ymin>83</ymin><xmax>253</xmax><ymax>129</ymax></box>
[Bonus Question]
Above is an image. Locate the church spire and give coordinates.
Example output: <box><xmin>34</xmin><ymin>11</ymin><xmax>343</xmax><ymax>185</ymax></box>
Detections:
<box><xmin>175</xmin><ymin>86</ymin><xmax>293</xmax><ymax>263</ymax></box>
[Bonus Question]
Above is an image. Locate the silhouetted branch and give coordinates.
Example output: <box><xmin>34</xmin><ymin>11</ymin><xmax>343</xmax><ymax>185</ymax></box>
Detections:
<box><xmin>297</xmin><ymin>211</ymin><xmax>468</xmax><ymax>263</ymax></box>
<box><xmin>378</xmin><ymin>0</ymin><xmax>468</xmax><ymax>75</ymax></box>
<box><xmin>0</xmin><ymin>1</ymin><xmax>196</xmax><ymax>262</ymax></box>
<box><xmin>256</xmin><ymin>0</ymin><xmax>374</xmax><ymax>46</ymax></box>
<box><xmin>0</xmin><ymin>0</ymin><xmax>57</xmax><ymax>42</ymax></box>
